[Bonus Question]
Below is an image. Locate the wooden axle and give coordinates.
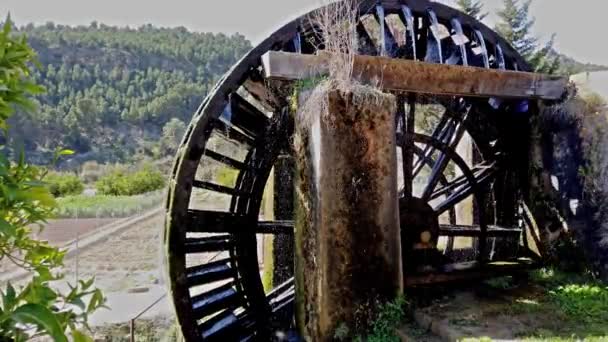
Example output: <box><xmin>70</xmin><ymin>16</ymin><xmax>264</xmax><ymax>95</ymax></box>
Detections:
<box><xmin>261</xmin><ymin>51</ymin><xmax>569</xmax><ymax>100</ymax></box>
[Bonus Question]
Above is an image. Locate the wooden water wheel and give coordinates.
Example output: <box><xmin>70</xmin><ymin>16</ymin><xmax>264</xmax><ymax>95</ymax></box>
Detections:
<box><xmin>163</xmin><ymin>1</ymin><xmax>567</xmax><ymax>340</ymax></box>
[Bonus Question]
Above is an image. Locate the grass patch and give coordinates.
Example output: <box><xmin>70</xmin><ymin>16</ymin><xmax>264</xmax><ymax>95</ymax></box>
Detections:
<box><xmin>510</xmin><ymin>268</ymin><xmax>608</xmax><ymax>340</ymax></box>
<box><xmin>55</xmin><ymin>189</ymin><xmax>165</xmax><ymax>218</ymax></box>
<box><xmin>352</xmin><ymin>296</ymin><xmax>408</xmax><ymax>342</ymax></box>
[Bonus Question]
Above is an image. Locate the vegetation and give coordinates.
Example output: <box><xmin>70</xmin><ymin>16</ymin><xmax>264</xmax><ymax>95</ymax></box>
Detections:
<box><xmin>92</xmin><ymin>317</ymin><xmax>179</xmax><ymax>342</ymax></box>
<box><xmin>45</xmin><ymin>172</ymin><xmax>84</xmax><ymax>197</ymax></box>
<box><xmin>4</xmin><ymin>21</ymin><xmax>251</xmax><ymax>167</ymax></box>
<box><xmin>478</xmin><ymin>269</ymin><xmax>608</xmax><ymax>340</ymax></box>
<box><xmin>55</xmin><ymin>190</ymin><xmax>164</xmax><ymax>218</ymax></box>
<box><xmin>347</xmin><ymin>296</ymin><xmax>408</xmax><ymax>342</ymax></box>
<box><xmin>0</xmin><ymin>21</ymin><xmax>104</xmax><ymax>341</ymax></box>
<box><xmin>495</xmin><ymin>0</ymin><xmax>559</xmax><ymax>74</ymax></box>
<box><xmin>96</xmin><ymin>167</ymin><xmax>165</xmax><ymax>196</ymax></box>
<box><xmin>456</xmin><ymin>0</ymin><xmax>487</xmax><ymax>21</ymax></box>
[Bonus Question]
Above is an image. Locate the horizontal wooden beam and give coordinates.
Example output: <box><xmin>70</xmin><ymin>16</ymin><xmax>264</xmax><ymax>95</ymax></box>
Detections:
<box><xmin>261</xmin><ymin>51</ymin><xmax>568</xmax><ymax>100</ymax></box>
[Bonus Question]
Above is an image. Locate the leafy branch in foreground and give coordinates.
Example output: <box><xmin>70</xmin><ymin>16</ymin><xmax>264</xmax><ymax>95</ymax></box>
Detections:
<box><xmin>0</xmin><ymin>19</ymin><xmax>105</xmax><ymax>341</ymax></box>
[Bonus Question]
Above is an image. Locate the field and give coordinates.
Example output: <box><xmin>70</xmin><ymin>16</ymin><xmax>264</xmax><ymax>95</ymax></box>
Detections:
<box><xmin>55</xmin><ymin>189</ymin><xmax>165</xmax><ymax>218</ymax></box>
<box><xmin>34</xmin><ymin>218</ymin><xmax>118</xmax><ymax>244</ymax></box>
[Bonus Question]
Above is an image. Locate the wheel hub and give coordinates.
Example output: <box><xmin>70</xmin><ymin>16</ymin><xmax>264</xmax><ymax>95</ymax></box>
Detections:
<box><xmin>400</xmin><ymin>197</ymin><xmax>439</xmax><ymax>249</ymax></box>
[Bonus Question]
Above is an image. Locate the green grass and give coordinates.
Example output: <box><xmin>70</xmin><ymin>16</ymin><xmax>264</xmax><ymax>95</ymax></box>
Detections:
<box><xmin>55</xmin><ymin>189</ymin><xmax>165</xmax><ymax>218</ymax></box>
<box><xmin>514</xmin><ymin>268</ymin><xmax>608</xmax><ymax>341</ymax></box>
<box><xmin>358</xmin><ymin>296</ymin><xmax>408</xmax><ymax>342</ymax></box>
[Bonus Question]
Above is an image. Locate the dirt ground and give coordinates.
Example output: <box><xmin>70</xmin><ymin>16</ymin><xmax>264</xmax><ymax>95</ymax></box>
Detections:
<box><xmin>35</xmin><ymin>218</ymin><xmax>118</xmax><ymax>244</ymax></box>
<box><xmin>58</xmin><ymin>213</ymin><xmax>164</xmax><ymax>293</ymax></box>
<box><xmin>0</xmin><ymin>218</ymin><xmax>118</xmax><ymax>275</ymax></box>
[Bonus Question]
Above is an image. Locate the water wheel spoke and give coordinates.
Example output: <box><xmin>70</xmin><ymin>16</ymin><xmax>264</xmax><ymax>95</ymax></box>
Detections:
<box><xmin>186</xmin><ymin>258</ymin><xmax>235</xmax><ymax>287</ymax></box>
<box><xmin>430</xmin><ymin>161</ymin><xmax>497</xmax><ymax>200</ymax></box>
<box><xmin>267</xmin><ymin>278</ymin><xmax>295</xmax><ymax>312</ymax></box>
<box><xmin>186</xmin><ymin>210</ymin><xmax>249</xmax><ymax>233</ymax></box>
<box><xmin>185</xmin><ymin>235</ymin><xmax>232</xmax><ymax>254</ymax></box>
<box><xmin>421</xmin><ymin>106</ymin><xmax>471</xmax><ymax>200</ymax></box>
<box><xmin>433</xmin><ymin>180</ymin><xmax>474</xmax><ymax>214</ymax></box>
<box><xmin>199</xmin><ymin>309</ymin><xmax>240</xmax><ymax>340</ymax></box>
<box><xmin>204</xmin><ymin>150</ymin><xmax>248</xmax><ymax>171</ymax></box>
<box><xmin>213</xmin><ymin>118</ymin><xmax>255</xmax><ymax>146</ymax></box>
<box><xmin>439</xmin><ymin>224</ymin><xmax>521</xmax><ymax>237</ymax></box>
<box><xmin>257</xmin><ymin>220</ymin><xmax>294</xmax><ymax>235</ymax></box>
<box><xmin>193</xmin><ymin>180</ymin><xmax>249</xmax><ymax>197</ymax></box>
<box><xmin>421</xmin><ymin>123</ymin><xmax>466</xmax><ymax>200</ymax></box>
<box><xmin>191</xmin><ymin>282</ymin><xmax>242</xmax><ymax>320</ymax></box>
<box><xmin>432</xmin><ymin>162</ymin><xmax>497</xmax><ymax>215</ymax></box>
<box><xmin>401</xmin><ymin>94</ymin><xmax>416</xmax><ymax>200</ymax></box>
<box><xmin>412</xmin><ymin>110</ymin><xmax>451</xmax><ymax>177</ymax></box>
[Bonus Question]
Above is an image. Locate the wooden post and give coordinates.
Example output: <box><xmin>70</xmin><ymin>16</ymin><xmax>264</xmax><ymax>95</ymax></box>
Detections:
<box><xmin>294</xmin><ymin>87</ymin><xmax>402</xmax><ymax>340</ymax></box>
<box><xmin>262</xmin><ymin>158</ymin><xmax>295</xmax><ymax>291</ymax></box>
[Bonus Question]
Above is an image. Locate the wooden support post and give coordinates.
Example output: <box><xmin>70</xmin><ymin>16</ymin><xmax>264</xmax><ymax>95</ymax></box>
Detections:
<box><xmin>262</xmin><ymin>51</ymin><xmax>569</xmax><ymax>100</ymax></box>
<box><xmin>262</xmin><ymin>156</ymin><xmax>295</xmax><ymax>291</ymax></box>
<box><xmin>272</xmin><ymin>155</ymin><xmax>295</xmax><ymax>285</ymax></box>
<box><xmin>294</xmin><ymin>87</ymin><xmax>402</xmax><ymax>341</ymax></box>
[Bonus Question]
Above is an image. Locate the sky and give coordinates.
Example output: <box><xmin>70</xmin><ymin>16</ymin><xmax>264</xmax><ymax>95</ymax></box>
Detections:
<box><xmin>1</xmin><ymin>0</ymin><xmax>607</xmax><ymax>65</ymax></box>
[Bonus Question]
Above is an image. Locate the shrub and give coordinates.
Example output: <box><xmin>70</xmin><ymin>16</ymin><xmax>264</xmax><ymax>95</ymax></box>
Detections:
<box><xmin>45</xmin><ymin>172</ymin><xmax>84</xmax><ymax>197</ymax></box>
<box><xmin>81</xmin><ymin>160</ymin><xmax>101</xmax><ymax>183</ymax></box>
<box><xmin>96</xmin><ymin>167</ymin><xmax>165</xmax><ymax>196</ymax></box>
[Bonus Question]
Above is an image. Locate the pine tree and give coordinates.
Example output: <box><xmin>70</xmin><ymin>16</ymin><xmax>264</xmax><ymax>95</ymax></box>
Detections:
<box><xmin>456</xmin><ymin>0</ymin><xmax>487</xmax><ymax>21</ymax></box>
<box><xmin>495</xmin><ymin>0</ymin><xmax>559</xmax><ymax>73</ymax></box>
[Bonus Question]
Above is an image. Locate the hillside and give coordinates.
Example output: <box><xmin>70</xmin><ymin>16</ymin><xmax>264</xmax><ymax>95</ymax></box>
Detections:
<box><xmin>6</xmin><ymin>22</ymin><xmax>605</xmax><ymax>169</ymax></box>
<box><xmin>555</xmin><ymin>51</ymin><xmax>608</xmax><ymax>75</ymax></box>
<box><xmin>7</xmin><ymin>23</ymin><xmax>251</xmax><ymax>166</ymax></box>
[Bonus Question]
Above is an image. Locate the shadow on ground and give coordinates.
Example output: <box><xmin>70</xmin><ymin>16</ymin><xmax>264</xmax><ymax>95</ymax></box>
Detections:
<box><xmin>402</xmin><ymin>269</ymin><xmax>608</xmax><ymax>341</ymax></box>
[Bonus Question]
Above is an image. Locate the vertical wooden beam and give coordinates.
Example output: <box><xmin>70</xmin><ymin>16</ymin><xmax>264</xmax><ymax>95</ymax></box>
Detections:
<box><xmin>295</xmin><ymin>87</ymin><xmax>402</xmax><ymax>340</ymax></box>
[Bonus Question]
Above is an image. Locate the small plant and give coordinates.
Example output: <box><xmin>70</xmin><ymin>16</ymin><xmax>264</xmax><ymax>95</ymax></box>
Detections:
<box><xmin>359</xmin><ymin>296</ymin><xmax>408</xmax><ymax>342</ymax></box>
<box><xmin>333</xmin><ymin>322</ymin><xmax>350</xmax><ymax>341</ymax></box>
<box><xmin>45</xmin><ymin>172</ymin><xmax>84</xmax><ymax>197</ymax></box>
<box><xmin>96</xmin><ymin>166</ymin><xmax>165</xmax><ymax>196</ymax></box>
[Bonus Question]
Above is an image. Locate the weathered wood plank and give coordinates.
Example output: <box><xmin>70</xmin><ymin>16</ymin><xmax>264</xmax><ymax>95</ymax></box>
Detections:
<box><xmin>261</xmin><ymin>51</ymin><xmax>568</xmax><ymax>100</ymax></box>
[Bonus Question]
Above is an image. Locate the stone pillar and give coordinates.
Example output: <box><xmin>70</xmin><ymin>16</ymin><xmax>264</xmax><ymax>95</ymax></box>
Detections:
<box><xmin>294</xmin><ymin>87</ymin><xmax>402</xmax><ymax>341</ymax></box>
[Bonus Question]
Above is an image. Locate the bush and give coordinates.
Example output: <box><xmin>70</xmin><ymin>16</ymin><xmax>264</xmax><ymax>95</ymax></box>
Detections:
<box><xmin>81</xmin><ymin>160</ymin><xmax>101</xmax><ymax>183</ymax></box>
<box><xmin>46</xmin><ymin>172</ymin><xmax>85</xmax><ymax>197</ymax></box>
<box><xmin>96</xmin><ymin>167</ymin><xmax>166</xmax><ymax>196</ymax></box>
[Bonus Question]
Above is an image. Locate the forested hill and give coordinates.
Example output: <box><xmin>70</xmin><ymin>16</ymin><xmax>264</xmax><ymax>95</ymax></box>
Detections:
<box><xmin>8</xmin><ymin>23</ymin><xmax>251</xmax><ymax>166</ymax></box>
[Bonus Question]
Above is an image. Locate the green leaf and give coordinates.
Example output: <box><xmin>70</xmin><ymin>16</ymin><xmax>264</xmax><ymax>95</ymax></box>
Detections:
<box><xmin>0</xmin><ymin>217</ymin><xmax>14</xmax><ymax>236</ymax></box>
<box><xmin>2</xmin><ymin>282</ymin><xmax>17</xmax><ymax>311</ymax></box>
<box><xmin>11</xmin><ymin>303</ymin><xmax>68</xmax><ymax>342</ymax></box>
<box><xmin>72</xmin><ymin>329</ymin><xmax>93</xmax><ymax>342</ymax></box>
<box><xmin>86</xmin><ymin>289</ymin><xmax>105</xmax><ymax>313</ymax></box>
<box><xmin>58</xmin><ymin>149</ymin><xmax>75</xmax><ymax>156</ymax></box>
